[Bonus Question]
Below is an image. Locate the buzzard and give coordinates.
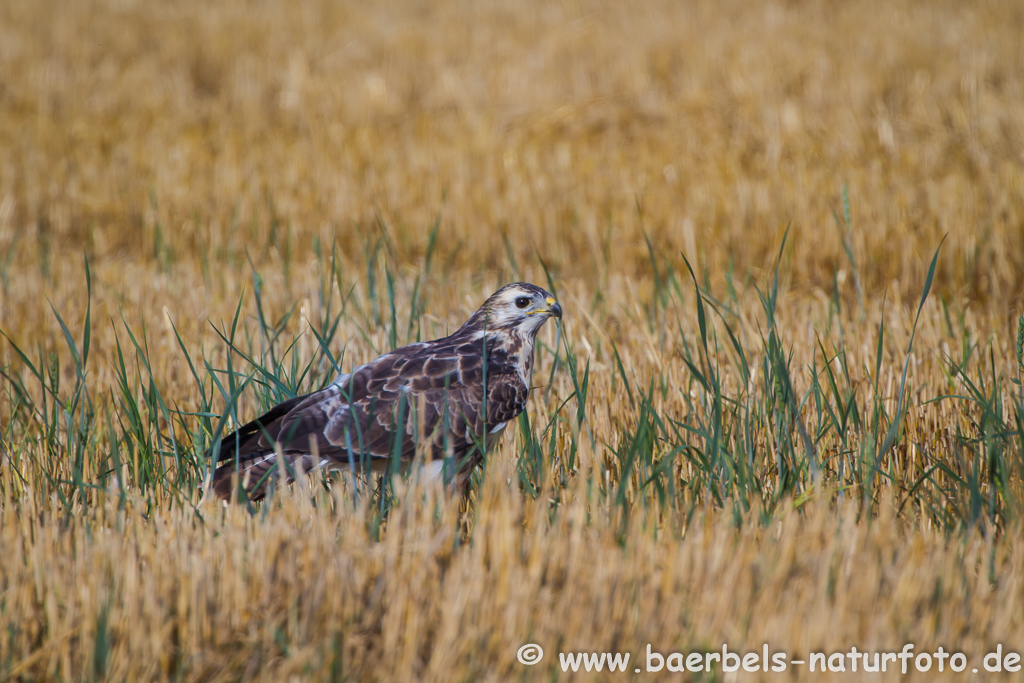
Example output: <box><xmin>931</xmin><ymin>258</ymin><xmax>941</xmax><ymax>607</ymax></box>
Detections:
<box><xmin>210</xmin><ymin>282</ymin><xmax>562</xmax><ymax>500</ymax></box>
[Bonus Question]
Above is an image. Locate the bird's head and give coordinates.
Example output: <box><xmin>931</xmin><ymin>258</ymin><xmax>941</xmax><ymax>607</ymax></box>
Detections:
<box><xmin>465</xmin><ymin>282</ymin><xmax>562</xmax><ymax>339</ymax></box>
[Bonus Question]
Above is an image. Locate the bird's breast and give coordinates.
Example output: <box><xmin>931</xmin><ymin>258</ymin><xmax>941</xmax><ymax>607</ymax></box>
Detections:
<box><xmin>484</xmin><ymin>338</ymin><xmax>534</xmax><ymax>389</ymax></box>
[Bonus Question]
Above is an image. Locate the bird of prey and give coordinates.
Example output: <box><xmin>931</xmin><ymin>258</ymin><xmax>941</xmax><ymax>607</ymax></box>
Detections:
<box><xmin>210</xmin><ymin>282</ymin><xmax>562</xmax><ymax>500</ymax></box>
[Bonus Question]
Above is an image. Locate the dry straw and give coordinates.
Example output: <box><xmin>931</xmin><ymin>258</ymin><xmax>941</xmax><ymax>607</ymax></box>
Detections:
<box><xmin>1</xmin><ymin>0</ymin><xmax>1023</xmax><ymax>679</ymax></box>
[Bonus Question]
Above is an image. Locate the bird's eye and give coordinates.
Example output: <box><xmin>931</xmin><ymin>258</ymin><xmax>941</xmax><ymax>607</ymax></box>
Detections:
<box><xmin>515</xmin><ymin>296</ymin><xmax>531</xmax><ymax>309</ymax></box>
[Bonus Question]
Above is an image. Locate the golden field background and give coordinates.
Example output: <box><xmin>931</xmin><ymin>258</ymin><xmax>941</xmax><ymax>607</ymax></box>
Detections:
<box><xmin>1</xmin><ymin>0</ymin><xmax>1024</xmax><ymax>679</ymax></box>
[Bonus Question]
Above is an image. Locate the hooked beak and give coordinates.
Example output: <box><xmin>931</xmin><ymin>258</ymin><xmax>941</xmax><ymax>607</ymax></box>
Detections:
<box><xmin>545</xmin><ymin>298</ymin><xmax>562</xmax><ymax>319</ymax></box>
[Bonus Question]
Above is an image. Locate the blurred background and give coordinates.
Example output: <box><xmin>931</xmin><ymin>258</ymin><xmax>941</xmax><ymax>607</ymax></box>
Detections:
<box><xmin>1</xmin><ymin>0</ymin><xmax>1021</xmax><ymax>325</ymax></box>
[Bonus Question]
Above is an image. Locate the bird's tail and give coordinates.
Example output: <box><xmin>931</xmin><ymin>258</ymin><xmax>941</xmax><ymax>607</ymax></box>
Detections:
<box><xmin>208</xmin><ymin>394</ymin><xmax>318</xmax><ymax>501</ymax></box>
<box><xmin>210</xmin><ymin>450</ymin><xmax>323</xmax><ymax>501</ymax></box>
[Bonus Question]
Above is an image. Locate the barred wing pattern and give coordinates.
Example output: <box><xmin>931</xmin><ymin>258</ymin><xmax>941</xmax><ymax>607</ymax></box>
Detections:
<box><xmin>210</xmin><ymin>333</ymin><xmax>529</xmax><ymax>500</ymax></box>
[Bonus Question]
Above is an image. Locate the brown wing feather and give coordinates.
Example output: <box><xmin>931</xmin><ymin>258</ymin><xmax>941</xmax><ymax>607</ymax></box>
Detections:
<box><xmin>210</xmin><ymin>333</ymin><xmax>531</xmax><ymax>500</ymax></box>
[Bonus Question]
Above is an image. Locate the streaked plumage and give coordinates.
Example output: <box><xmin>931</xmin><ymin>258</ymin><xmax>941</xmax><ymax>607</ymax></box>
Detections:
<box><xmin>210</xmin><ymin>283</ymin><xmax>562</xmax><ymax>500</ymax></box>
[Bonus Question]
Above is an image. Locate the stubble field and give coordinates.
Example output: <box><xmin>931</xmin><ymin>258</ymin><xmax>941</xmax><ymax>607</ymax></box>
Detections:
<box><xmin>1</xmin><ymin>0</ymin><xmax>1024</xmax><ymax>680</ymax></box>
